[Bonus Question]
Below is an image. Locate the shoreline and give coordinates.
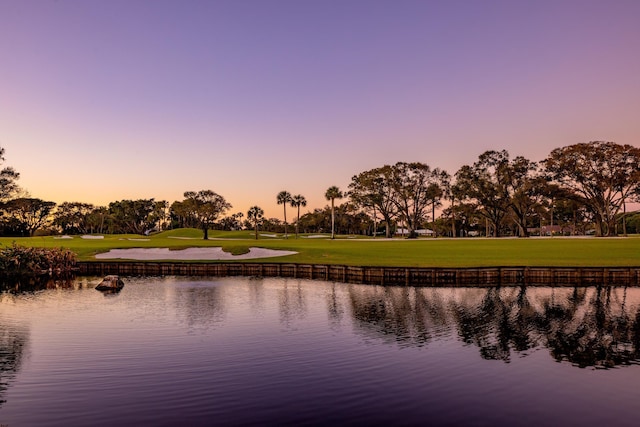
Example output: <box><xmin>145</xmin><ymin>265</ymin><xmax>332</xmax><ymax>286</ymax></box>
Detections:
<box><xmin>76</xmin><ymin>261</ymin><xmax>640</xmax><ymax>287</ymax></box>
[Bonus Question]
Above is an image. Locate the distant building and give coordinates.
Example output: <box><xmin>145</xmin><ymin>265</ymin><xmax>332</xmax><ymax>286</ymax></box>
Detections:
<box><xmin>527</xmin><ymin>225</ymin><xmax>565</xmax><ymax>236</ymax></box>
<box><xmin>395</xmin><ymin>228</ymin><xmax>434</xmax><ymax>236</ymax></box>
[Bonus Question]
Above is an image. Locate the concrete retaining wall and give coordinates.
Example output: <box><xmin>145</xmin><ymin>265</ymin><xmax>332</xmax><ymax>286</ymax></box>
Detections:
<box><xmin>76</xmin><ymin>262</ymin><xmax>640</xmax><ymax>286</ymax></box>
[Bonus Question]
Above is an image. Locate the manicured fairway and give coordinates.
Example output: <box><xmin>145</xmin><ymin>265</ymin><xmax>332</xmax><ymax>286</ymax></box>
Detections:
<box><xmin>1</xmin><ymin>229</ymin><xmax>638</xmax><ymax>267</ymax></box>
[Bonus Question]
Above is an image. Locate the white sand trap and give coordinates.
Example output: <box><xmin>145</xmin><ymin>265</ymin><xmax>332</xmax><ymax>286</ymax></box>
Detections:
<box><xmin>54</xmin><ymin>235</ymin><xmax>73</xmax><ymax>240</ymax></box>
<box><xmin>95</xmin><ymin>247</ymin><xmax>297</xmax><ymax>261</ymax></box>
<box><xmin>82</xmin><ymin>235</ymin><xmax>104</xmax><ymax>239</ymax></box>
<box><xmin>306</xmin><ymin>235</ymin><xmax>329</xmax><ymax>238</ymax></box>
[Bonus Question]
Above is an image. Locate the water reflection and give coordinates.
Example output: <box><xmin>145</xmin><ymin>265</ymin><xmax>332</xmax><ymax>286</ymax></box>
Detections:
<box><xmin>247</xmin><ymin>277</ymin><xmax>266</xmax><ymax>315</ymax></box>
<box><xmin>326</xmin><ymin>283</ymin><xmax>344</xmax><ymax>331</ymax></box>
<box><xmin>0</xmin><ymin>321</ymin><xmax>28</xmax><ymax>407</ymax></box>
<box><xmin>543</xmin><ymin>287</ymin><xmax>640</xmax><ymax>368</ymax></box>
<box><xmin>173</xmin><ymin>281</ymin><xmax>226</xmax><ymax>332</ymax></box>
<box><xmin>349</xmin><ymin>287</ymin><xmax>433</xmax><ymax>347</ymax></box>
<box><xmin>448</xmin><ymin>287</ymin><xmax>542</xmax><ymax>361</ymax></box>
<box><xmin>0</xmin><ymin>277</ymin><xmax>79</xmax><ymax>294</ymax></box>
<box><xmin>347</xmin><ymin>285</ymin><xmax>640</xmax><ymax>369</ymax></box>
<box><xmin>3</xmin><ymin>278</ymin><xmax>640</xmax><ymax>371</ymax></box>
<box><xmin>278</xmin><ymin>279</ymin><xmax>307</xmax><ymax>328</ymax></box>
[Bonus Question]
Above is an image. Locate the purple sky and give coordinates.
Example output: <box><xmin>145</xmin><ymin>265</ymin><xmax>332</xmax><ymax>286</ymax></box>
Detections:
<box><xmin>1</xmin><ymin>0</ymin><xmax>639</xmax><ymax>218</ymax></box>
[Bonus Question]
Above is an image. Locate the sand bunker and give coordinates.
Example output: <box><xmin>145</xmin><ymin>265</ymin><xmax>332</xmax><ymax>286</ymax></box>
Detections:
<box><xmin>95</xmin><ymin>247</ymin><xmax>297</xmax><ymax>261</ymax></box>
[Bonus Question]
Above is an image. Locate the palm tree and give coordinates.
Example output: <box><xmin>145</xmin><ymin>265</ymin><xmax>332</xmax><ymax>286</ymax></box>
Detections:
<box><xmin>290</xmin><ymin>194</ymin><xmax>307</xmax><ymax>239</ymax></box>
<box><xmin>247</xmin><ymin>206</ymin><xmax>264</xmax><ymax>240</ymax></box>
<box><xmin>325</xmin><ymin>186</ymin><xmax>343</xmax><ymax>239</ymax></box>
<box><xmin>276</xmin><ymin>190</ymin><xmax>292</xmax><ymax>238</ymax></box>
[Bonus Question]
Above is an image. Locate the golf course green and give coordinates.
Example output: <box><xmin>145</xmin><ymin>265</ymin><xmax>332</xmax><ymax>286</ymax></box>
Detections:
<box><xmin>1</xmin><ymin>228</ymin><xmax>638</xmax><ymax>268</ymax></box>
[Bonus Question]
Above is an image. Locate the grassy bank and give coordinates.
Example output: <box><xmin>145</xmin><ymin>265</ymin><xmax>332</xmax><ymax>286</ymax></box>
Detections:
<box><xmin>1</xmin><ymin>229</ymin><xmax>638</xmax><ymax>268</ymax></box>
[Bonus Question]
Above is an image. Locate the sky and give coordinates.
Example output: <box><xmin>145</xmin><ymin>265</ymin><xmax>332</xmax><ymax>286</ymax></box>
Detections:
<box><xmin>1</xmin><ymin>0</ymin><xmax>639</xmax><ymax>218</ymax></box>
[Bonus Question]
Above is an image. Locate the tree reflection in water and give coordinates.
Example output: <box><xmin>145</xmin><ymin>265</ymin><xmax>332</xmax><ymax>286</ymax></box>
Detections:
<box><xmin>0</xmin><ymin>283</ymin><xmax>30</xmax><ymax>407</ymax></box>
<box><xmin>0</xmin><ymin>323</ymin><xmax>28</xmax><ymax>407</ymax></box>
<box><xmin>326</xmin><ymin>283</ymin><xmax>344</xmax><ymax>332</ymax></box>
<box><xmin>0</xmin><ymin>277</ymin><xmax>81</xmax><ymax>294</ymax></box>
<box><xmin>278</xmin><ymin>279</ymin><xmax>307</xmax><ymax>328</ymax></box>
<box><xmin>349</xmin><ymin>287</ymin><xmax>434</xmax><ymax>347</ymax></box>
<box><xmin>0</xmin><ymin>275</ymin><xmax>79</xmax><ymax>406</ymax></box>
<box><xmin>543</xmin><ymin>286</ymin><xmax>640</xmax><ymax>368</ymax></box>
<box><xmin>347</xmin><ymin>285</ymin><xmax>640</xmax><ymax>369</ymax></box>
<box><xmin>449</xmin><ymin>287</ymin><xmax>546</xmax><ymax>362</ymax></box>
<box><xmin>3</xmin><ymin>279</ymin><xmax>640</xmax><ymax>374</ymax></box>
<box><xmin>247</xmin><ymin>277</ymin><xmax>266</xmax><ymax>315</ymax></box>
<box><xmin>173</xmin><ymin>281</ymin><xmax>226</xmax><ymax>332</ymax></box>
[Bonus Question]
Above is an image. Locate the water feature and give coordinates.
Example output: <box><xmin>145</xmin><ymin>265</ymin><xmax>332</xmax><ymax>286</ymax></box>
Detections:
<box><xmin>1</xmin><ymin>277</ymin><xmax>639</xmax><ymax>426</ymax></box>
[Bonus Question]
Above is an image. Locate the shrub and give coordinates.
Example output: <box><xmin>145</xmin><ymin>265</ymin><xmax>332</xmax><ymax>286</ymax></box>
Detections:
<box><xmin>0</xmin><ymin>244</ymin><xmax>77</xmax><ymax>277</ymax></box>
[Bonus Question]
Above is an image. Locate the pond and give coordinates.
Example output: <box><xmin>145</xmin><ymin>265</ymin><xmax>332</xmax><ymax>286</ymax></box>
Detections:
<box><xmin>1</xmin><ymin>277</ymin><xmax>640</xmax><ymax>426</ymax></box>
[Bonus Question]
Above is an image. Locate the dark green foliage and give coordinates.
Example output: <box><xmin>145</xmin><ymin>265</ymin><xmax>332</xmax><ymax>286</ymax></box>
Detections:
<box><xmin>545</xmin><ymin>141</ymin><xmax>640</xmax><ymax>236</ymax></box>
<box><xmin>0</xmin><ymin>244</ymin><xmax>77</xmax><ymax>277</ymax></box>
<box><xmin>1</xmin><ymin>198</ymin><xmax>56</xmax><ymax>237</ymax></box>
<box><xmin>0</xmin><ymin>146</ymin><xmax>20</xmax><ymax>201</ymax></box>
<box><xmin>53</xmin><ymin>202</ymin><xmax>95</xmax><ymax>235</ymax></box>
<box><xmin>108</xmin><ymin>199</ymin><xmax>157</xmax><ymax>235</ymax></box>
<box><xmin>181</xmin><ymin>190</ymin><xmax>232</xmax><ymax>240</ymax></box>
<box><xmin>619</xmin><ymin>211</ymin><xmax>640</xmax><ymax>234</ymax></box>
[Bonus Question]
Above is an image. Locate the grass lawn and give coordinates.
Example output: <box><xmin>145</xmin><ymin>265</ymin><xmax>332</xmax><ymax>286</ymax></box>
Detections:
<box><xmin>1</xmin><ymin>229</ymin><xmax>639</xmax><ymax>267</ymax></box>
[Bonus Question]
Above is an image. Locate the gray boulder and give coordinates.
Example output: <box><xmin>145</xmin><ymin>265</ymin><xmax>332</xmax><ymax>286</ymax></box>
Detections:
<box><xmin>95</xmin><ymin>275</ymin><xmax>125</xmax><ymax>291</ymax></box>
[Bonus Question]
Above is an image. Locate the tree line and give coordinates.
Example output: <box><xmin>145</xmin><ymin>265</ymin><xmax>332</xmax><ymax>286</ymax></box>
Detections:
<box><xmin>346</xmin><ymin>141</ymin><xmax>640</xmax><ymax>238</ymax></box>
<box><xmin>0</xmin><ymin>141</ymin><xmax>639</xmax><ymax>238</ymax></box>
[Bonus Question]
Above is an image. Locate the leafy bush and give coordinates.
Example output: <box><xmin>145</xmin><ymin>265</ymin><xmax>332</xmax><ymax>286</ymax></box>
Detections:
<box><xmin>0</xmin><ymin>244</ymin><xmax>77</xmax><ymax>277</ymax></box>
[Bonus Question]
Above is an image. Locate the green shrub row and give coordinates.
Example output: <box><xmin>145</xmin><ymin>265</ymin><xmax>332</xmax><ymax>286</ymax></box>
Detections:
<box><xmin>0</xmin><ymin>244</ymin><xmax>77</xmax><ymax>277</ymax></box>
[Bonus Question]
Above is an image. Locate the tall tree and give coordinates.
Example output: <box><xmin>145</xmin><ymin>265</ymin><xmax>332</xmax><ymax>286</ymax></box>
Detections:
<box><xmin>86</xmin><ymin>206</ymin><xmax>110</xmax><ymax>234</ymax></box>
<box><xmin>547</xmin><ymin>189</ymin><xmax>588</xmax><ymax>236</ymax></box>
<box><xmin>2</xmin><ymin>198</ymin><xmax>56</xmax><ymax>236</ymax></box>
<box><xmin>290</xmin><ymin>194</ymin><xmax>307</xmax><ymax>239</ymax></box>
<box><xmin>446</xmin><ymin>180</ymin><xmax>467</xmax><ymax>238</ymax></box>
<box><xmin>247</xmin><ymin>206</ymin><xmax>264</xmax><ymax>240</ymax></box>
<box><xmin>348</xmin><ymin>165</ymin><xmax>399</xmax><ymax>238</ymax></box>
<box><xmin>427</xmin><ymin>168</ymin><xmax>450</xmax><ymax>238</ymax></box>
<box><xmin>276</xmin><ymin>190</ymin><xmax>292</xmax><ymax>239</ymax></box>
<box><xmin>259</xmin><ymin>217</ymin><xmax>284</xmax><ymax>233</ymax></box>
<box><xmin>325</xmin><ymin>186</ymin><xmax>343</xmax><ymax>239</ymax></box>
<box><xmin>504</xmin><ymin>157</ymin><xmax>546</xmax><ymax>237</ymax></box>
<box><xmin>108</xmin><ymin>199</ymin><xmax>157</xmax><ymax>234</ymax></box>
<box><xmin>389</xmin><ymin>162</ymin><xmax>443</xmax><ymax>238</ymax></box>
<box><xmin>455</xmin><ymin>151</ymin><xmax>513</xmax><ymax>237</ymax></box>
<box><xmin>297</xmin><ymin>208</ymin><xmax>329</xmax><ymax>234</ymax></box>
<box><xmin>0</xmin><ymin>147</ymin><xmax>20</xmax><ymax>201</ymax></box>
<box><xmin>218</xmin><ymin>212</ymin><xmax>244</xmax><ymax>231</ymax></box>
<box><xmin>545</xmin><ymin>141</ymin><xmax>640</xmax><ymax>236</ymax></box>
<box><xmin>182</xmin><ymin>190</ymin><xmax>232</xmax><ymax>240</ymax></box>
<box><xmin>170</xmin><ymin>200</ymin><xmax>199</xmax><ymax>229</ymax></box>
<box><xmin>149</xmin><ymin>200</ymin><xmax>170</xmax><ymax>232</ymax></box>
<box><xmin>53</xmin><ymin>202</ymin><xmax>95</xmax><ymax>234</ymax></box>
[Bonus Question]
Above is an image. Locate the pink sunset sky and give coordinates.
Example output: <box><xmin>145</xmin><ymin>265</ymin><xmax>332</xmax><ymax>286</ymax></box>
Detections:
<box><xmin>1</xmin><ymin>0</ymin><xmax>639</xmax><ymax>218</ymax></box>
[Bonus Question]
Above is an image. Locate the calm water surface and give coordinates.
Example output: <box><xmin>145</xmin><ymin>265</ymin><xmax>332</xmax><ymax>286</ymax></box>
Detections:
<box><xmin>1</xmin><ymin>277</ymin><xmax>640</xmax><ymax>426</ymax></box>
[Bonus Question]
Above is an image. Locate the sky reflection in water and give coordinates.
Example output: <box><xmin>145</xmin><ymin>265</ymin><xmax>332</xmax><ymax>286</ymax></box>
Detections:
<box><xmin>1</xmin><ymin>277</ymin><xmax>640</xmax><ymax>426</ymax></box>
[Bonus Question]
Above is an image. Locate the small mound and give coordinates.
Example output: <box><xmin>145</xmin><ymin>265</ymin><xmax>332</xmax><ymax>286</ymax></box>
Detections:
<box><xmin>153</xmin><ymin>228</ymin><xmax>203</xmax><ymax>239</ymax></box>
